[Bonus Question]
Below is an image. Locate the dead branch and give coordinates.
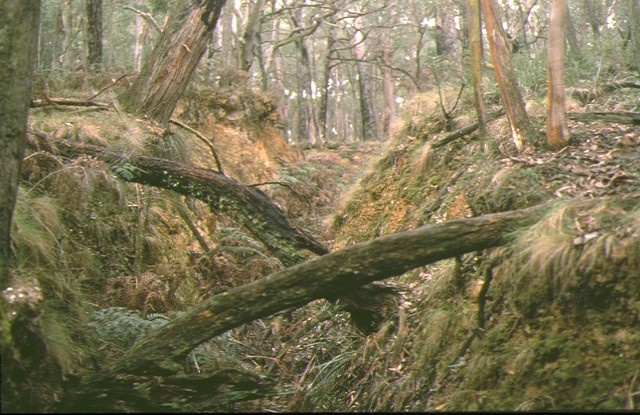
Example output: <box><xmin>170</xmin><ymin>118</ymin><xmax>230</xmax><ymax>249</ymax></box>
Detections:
<box><xmin>567</xmin><ymin>111</ymin><xmax>640</xmax><ymax>125</ymax></box>
<box><xmin>31</xmin><ymin>97</ymin><xmax>109</xmax><ymax>108</ymax></box>
<box><xmin>88</xmin><ymin>74</ymin><xmax>127</xmax><ymax>100</ymax></box>
<box><xmin>169</xmin><ymin>119</ymin><xmax>225</xmax><ymax>175</ymax></box>
<box><xmin>111</xmin><ymin>200</ymin><xmax>566</xmax><ymax>376</ymax></box>
<box><xmin>431</xmin><ymin>109</ymin><xmax>505</xmax><ymax>148</ymax></box>
<box><xmin>123</xmin><ymin>5</ymin><xmax>163</xmax><ymax>34</ymax></box>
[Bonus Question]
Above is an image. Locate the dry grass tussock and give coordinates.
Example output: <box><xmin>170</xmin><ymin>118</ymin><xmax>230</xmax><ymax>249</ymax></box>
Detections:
<box><xmin>496</xmin><ymin>196</ymin><xmax>640</xmax><ymax>315</ymax></box>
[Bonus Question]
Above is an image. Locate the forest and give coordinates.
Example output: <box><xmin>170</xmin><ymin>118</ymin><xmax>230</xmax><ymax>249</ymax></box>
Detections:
<box><xmin>1</xmin><ymin>0</ymin><xmax>639</xmax><ymax>412</ymax></box>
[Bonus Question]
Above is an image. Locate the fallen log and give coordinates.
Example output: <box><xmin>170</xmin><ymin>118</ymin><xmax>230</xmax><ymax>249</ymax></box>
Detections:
<box><xmin>31</xmin><ymin>97</ymin><xmax>109</xmax><ymax>108</ymax></box>
<box><xmin>431</xmin><ymin>109</ymin><xmax>505</xmax><ymax>148</ymax></box>
<box><xmin>111</xmin><ymin>201</ymin><xmax>555</xmax><ymax>376</ymax></box>
<box><xmin>567</xmin><ymin>111</ymin><xmax>640</xmax><ymax>125</ymax></box>
<box><xmin>108</xmin><ymin>193</ymin><xmax>640</xmax><ymax>376</ymax></box>
<box><xmin>46</xmin><ymin>139</ymin><xmax>328</xmax><ymax>266</ymax></box>
<box><xmin>63</xmin><ymin>192</ymin><xmax>640</xmax><ymax>411</ymax></box>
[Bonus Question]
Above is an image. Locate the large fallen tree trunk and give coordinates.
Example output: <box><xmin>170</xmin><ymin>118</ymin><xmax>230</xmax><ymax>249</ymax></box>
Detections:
<box><xmin>62</xmin><ymin>193</ymin><xmax>640</xmax><ymax>411</ymax></box>
<box><xmin>110</xmin><ymin>201</ymin><xmax>558</xmax><ymax>376</ymax></box>
<box><xmin>108</xmin><ymin>194</ymin><xmax>640</xmax><ymax>377</ymax></box>
<box><xmin>46</xmin><ymin>139</ymin><xmax>328</xmax><ymax>265</ymax></box>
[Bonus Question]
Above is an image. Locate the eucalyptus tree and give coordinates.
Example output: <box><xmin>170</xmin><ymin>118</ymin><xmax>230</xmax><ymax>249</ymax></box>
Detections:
<box><xmin>467</xmin><ymin>0</ymin><xmax>486</xmax><ymax>140</ymax></box>
<box><xmin>480</xmin><ymin>0</ymin><xmax>534</xmax><ymax>151</ymax></box>
<box><xmin>546</xmin><ymin>0</ymin><xmax>570</xmax><ymax>149</ymax></box>
<box><xmin>118</xmin><ymin>0</ymin><xmax>227</xmax><ymax>125</ymax></box>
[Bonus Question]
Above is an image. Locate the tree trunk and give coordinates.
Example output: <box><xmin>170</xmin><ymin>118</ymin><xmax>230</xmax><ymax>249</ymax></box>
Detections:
<box><xmin>291</xmin><ymin>10</ymin><xmax>319</xmax><ymax>146</ymax></box>
<box><xmin>564</xmin><ymin>1</ymin><xmax>582</xmax><ymax>61</ymax></box>
<box><xmin>132</xmin><ymin>14</ymin><xmax>147</xmax><ymax>73</ymax></box>
<box><xmin>238</xmin><ymin>0</ymin><xmax>265</xmax><ymax>72</ymax></box>
<box><xmin>105</xmin><ymin>199</ymin><xmax>567</xmax><ymax>376</ymax></box>
<box><xmin>631</xmin><ymin>0</ymin><xmax>640</xmax><ymax>74</ymax></box>
<box><xmin>381</xmin><ymin>37</ymin><xmax>395</xmax><ymax>140</ymax></box>
<box><xmin>435</xmin><ymin>2</ymin><xmax>461</xmax><ymax>58</ymax></box>
<box><xmin>546</xmin><ymin>0</ymin><xmax>570</xmax><ymax>149</ymax></box>
<box><xmin>467</xmin><ymin>0</ymin><xmax>487</xmax><ymax>140</ymax></box>
<box><xmin>318</xmin><ymin>35</ymin><xmax>335</xmax><ymax>144</ymax></box>
<box><xmin>582</xmin><ymin>0</ymin><xmax>602</xmax><ymax>40</ymax></box>
<box><xmin>480</xmin><ymin>0</ymin><xmax>534</xmax><ymax>151</ymax></box>
<box><xmin>0</xmin><ymin>1</ymin><xmax>41</xmax><ymax>289</ymax></box>
<box><xmin>219</xmin><ymin>3</ymin><xmax>235</xmax><ymax>66</ymax></box>
<box><xmin>117</xmin><ymin>0</ymin><xmax>227</xmax><ymax>125</ymax></box>
<box><xmin>353</xmin><ymin>15</ymin><xmax>379</xmax><ymax>141</ymax></box>
<box><xmin>85</xmin><ymin>0</ymin><xmax>103</xmax><ymax>68</ymax></box>
<box><xmin>44</xmin><ymin>139</ymin><xmax>328</xmax><ymax>266</ymax></box>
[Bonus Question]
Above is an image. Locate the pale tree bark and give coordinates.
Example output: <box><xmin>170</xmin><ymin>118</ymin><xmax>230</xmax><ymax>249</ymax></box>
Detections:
<box><xmin>480</xmin><ymin>0</ymin><xmax>534</xmax><ymax>151</ymax></box>
<box><xmin>132</xmin><ymin>15</ymin><xmax>149</xmax><ymax>73</ymax></box>
<box><xmin>547</xmin><ymin>0</ymin><xmax>570</xmax><ymax>149</ymax></box>
<box><xmin>238</xmin><ymin>0</ymin><xmax>266</xmax><ymax>72</ymax></box>
<box><xmin>219</xmin><ymin>3</ymin><xmax>235</xmax><ymax>66</ymax></box>
<box><xmin>381</xmin><ymin>37</ymin><xmax>395</xmax><ymax>140</ymax></box>
<box><xmin>353</xmin><ymin>14</ymin><xmax>379</xmax><ymax>141</ymax></box>
<box><xmin>318</xmin><ymin>34</ymin><xmax>335</xmax><ymax>144</ymax></box>
<box><xmin>631</xmin><ymin>0</ymin><xmax>640</xmax><ymax>74</ymax></box>
<box><xmin>118</xmin><ymin>0</ymin><xmax>227</xmax><ymax>125</ymax></box>
<box><xmin>0</xmin><ymin>1</ymin><xmax>41</xmax><ymax>287</ymax></box>
<box><xmin>467</xmin><ymin>0</ymin><xmax>486</xmax><ymax>140</ymax></box>
<box><xmin>290</xmin><ymin>8</ymin><xmax>319</xmax><ymax>146</ymax></box>
<box><xmin>85</xmin><ymin>0</ymin><xmax>103</xmax><ymax>68</ymax></box>
<box><xmin>105</xmin><ymin>0</ymin><xmax>115</xmax><ymax>69</ymax></box>
<box><xmin>55</xmin><ymin>0</ymin><xmax>71</xmax><ymax>69</ymax></box>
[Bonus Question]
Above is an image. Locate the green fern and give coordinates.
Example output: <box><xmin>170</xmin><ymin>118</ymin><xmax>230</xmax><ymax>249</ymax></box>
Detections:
<box><xmin>110</xmin><ymin>163</ymin><xmax>146</xmax><ymax>181</ymax></box>
<box><xmin>87</xmin><ymin>307</ymin><xmax>169</xmax><ymax>349</ymax></box>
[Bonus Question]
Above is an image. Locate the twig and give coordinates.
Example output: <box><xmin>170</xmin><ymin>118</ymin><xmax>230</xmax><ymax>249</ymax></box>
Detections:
<box><xmin>476</xmin><ymin>266</ymin><xmax>493</xmax><ymax>329</ymax></box>
<box><xmin>123</xmin><ymin>5</ymin><xmax>163</xmax><ymax>34</ymax></box>
<box><xmin>250</xmin><ymin>181</ymin><xmax>312</xmax><ymax>212</ymax></box>
<box><xmin>88</xmin><ymin>74</ymin><xmax>127</xmax><ymax>100</ymax></box>
<box><xmin>169</xmin><ymin>119</ymin><xmax>225</xmax><ymax>175</ymax></box>
<box><xmin>431</xmin><ymin>109</ymin><xmax>505</xmax><ymax>148</ymax></box>
<box><xmin>31</xmin><ymin>97</ymin><xmax>109</xmax><ymax>108</ymax></box>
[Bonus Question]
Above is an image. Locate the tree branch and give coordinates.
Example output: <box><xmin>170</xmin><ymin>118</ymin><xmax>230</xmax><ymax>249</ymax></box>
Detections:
<box><xmin>123</xmin><ymin>5</ymin><xmax>163</xmax><ymax>34</ymax></box>
<box><xmin>169</xmin><ymin>119</ymin><xmax>225</xmax><ymax>175</ymax></box>
<box><xmin>37</xmin><ymin>137</ymin><xmax>328</xmax><ymax>266</ymax></box>
<box><xmin>107</xmin><ymin>199</ymin><xmax>567</xmax><ymax>376</ymax></box>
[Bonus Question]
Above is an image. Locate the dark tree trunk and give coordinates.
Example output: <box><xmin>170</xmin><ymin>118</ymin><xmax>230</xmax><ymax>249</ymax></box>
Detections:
<box><xmin>85</xmin><ymin>0</ymin><xmax>103</xmax><ymax>68</ymax></box>
<box><xmin>118</xmin><ymin>0</ymin><xmax>227</xmax><ymax>125</ymax></box>
<box><xmin>0</xmin><ymin>1</ymin><xmax>41</xmax><ymax>289</ymax></box>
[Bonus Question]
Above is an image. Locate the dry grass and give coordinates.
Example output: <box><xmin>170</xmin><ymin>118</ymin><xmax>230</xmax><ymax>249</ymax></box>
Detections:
<box><xmin>498</xmin><ymin>197</ymin><xmax>640</xmax><ymax>316</ymax></box>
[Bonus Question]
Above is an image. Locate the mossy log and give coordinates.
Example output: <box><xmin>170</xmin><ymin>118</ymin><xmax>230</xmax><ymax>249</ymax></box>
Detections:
<box><xmin>50</xmin><ymin>139</ymin><xmax>328</xmax><ymax>266</ymax></box>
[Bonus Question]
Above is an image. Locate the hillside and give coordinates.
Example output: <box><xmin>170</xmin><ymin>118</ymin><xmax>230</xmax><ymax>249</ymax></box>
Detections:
<box><xmin>2</xmin><ymin>72</ymin><xmax>639</xmax><ymax>412</ymax></box>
